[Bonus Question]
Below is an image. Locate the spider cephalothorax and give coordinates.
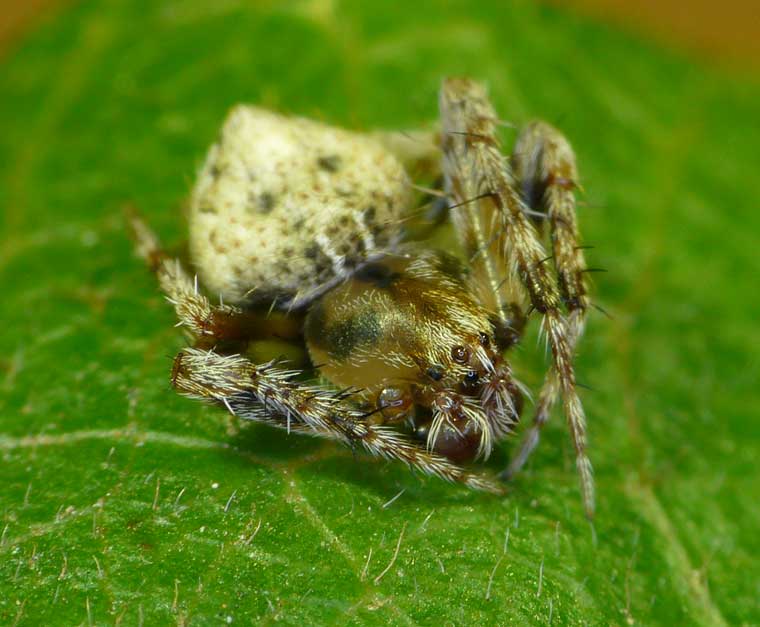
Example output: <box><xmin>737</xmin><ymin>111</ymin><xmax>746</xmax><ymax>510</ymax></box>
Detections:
<box><xmin>131</xmin><ymin>77</ymin><xmax>596</xmax><ymax>516</ymax></box>
<box><xmin>304</xmin><ymin>247</ymin><xmax>523</xmax><ymax>464</ymax></box>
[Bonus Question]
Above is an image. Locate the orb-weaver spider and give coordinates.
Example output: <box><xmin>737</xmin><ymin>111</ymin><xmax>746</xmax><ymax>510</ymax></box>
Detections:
<box><xmin>130</xmin><ymin>77</ymin><xmax>596</xmax><ymax>517</ymax></box>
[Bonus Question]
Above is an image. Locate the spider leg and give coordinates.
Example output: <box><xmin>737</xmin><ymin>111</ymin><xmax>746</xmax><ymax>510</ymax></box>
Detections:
<box><xmin>439</xmin><ymin>78</ymin><xmax>594</xmax><ymax>517</ymax></box>
<box><xmin>438</xmin><ymin>89</ymin><xmax>528</xmax><ymax>349</ymax></box>
<box><xmin>127</xmin><ymin>208</ymin><xmax>300</xmax><ymax>349</ymax></box>
<box><xmin>504</xmin><ymin>122</ymin><xmax>590</xmax><ymax>481</ymax></box>
<box><xmin>172</xmin><ymin>347</ymin><xmax>503</xmax><ymax>493</ymax></box>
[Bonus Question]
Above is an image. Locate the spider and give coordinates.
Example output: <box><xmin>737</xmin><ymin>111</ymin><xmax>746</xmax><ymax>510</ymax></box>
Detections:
<box><xmin>129</xmin><ymin>77</ymin><xmax>596</xmax><ymax>517</ymax></box>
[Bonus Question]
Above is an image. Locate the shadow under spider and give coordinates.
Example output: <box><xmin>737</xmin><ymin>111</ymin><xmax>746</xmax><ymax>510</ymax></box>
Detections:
<box><xmin>226</xmin><ymin>420</ymin><xmax>515</xmax><ymax>505</ymax></box>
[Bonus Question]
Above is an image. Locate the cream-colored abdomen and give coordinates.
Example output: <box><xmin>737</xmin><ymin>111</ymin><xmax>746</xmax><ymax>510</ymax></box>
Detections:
<box><xmin>188</xmin><ymin>106</ymin><xmax>411</xmax><ymax>307</ymax></box>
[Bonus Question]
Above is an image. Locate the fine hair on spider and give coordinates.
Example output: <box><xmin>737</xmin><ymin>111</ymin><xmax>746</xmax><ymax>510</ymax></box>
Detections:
<box><xmin>130</xmin><ymin>77</ymin><xmax>597</xmax><ymax>518</ymax></box>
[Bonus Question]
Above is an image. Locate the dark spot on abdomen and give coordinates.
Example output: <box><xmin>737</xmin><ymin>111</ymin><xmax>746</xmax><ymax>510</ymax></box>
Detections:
<box><xmin>257</xmin><ymin>192</ymin><xmax>276</xmax><ymax>213</ymax></box>
<box><xmin>317</xmin><ymin>155</ymin><xmax>342</xmax><ymax>172</ymax></box>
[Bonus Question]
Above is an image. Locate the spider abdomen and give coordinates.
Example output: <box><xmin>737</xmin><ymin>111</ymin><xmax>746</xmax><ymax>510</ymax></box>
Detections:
<box><xmin>188</xmin><ymin>106</ymin><xmax>411</xmax><ymax>308</ymax></box>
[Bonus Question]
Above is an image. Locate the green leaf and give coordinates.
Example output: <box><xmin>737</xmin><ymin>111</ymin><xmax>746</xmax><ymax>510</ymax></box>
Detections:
<box><xmin>2</xmin><ymin>1</ymin><xmax>758</xmax><ymax>624</ymax></box>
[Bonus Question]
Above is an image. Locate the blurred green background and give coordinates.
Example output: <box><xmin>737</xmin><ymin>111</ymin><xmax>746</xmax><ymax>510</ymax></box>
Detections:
<box><xmin>1</xmin><ymin>1</ymin><xmax>759</xmax><ymax>625</ymax></box>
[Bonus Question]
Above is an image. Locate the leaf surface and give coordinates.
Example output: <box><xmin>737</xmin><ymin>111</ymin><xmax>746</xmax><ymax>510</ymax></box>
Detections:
<box><xmin>1</xmin><ymin>1</ymin><xmax>759</xmax><ymax>624</ymax></box>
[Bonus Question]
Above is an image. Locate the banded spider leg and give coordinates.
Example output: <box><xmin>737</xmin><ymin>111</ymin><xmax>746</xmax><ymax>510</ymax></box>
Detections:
<box><xmin>439</xmin><ymin>78</ymin><xmax>595</xmax><ymax>517</ymax></box>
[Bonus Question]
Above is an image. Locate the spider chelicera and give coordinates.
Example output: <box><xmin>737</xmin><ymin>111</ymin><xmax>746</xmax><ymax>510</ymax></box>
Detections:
<box><xmin>130</xmin><ymin>77</ymin><xmax>596</xmax><ymax>517</ymax></box>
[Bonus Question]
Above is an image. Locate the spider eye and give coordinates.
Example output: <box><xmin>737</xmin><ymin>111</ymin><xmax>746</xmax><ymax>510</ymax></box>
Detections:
<box><xmin>478</xmin><ymin>332</ymin><xmax>490</xmax><ymax>347</ymax></box>
<box><xmin>464</xmin><ymin>370</ymin><xmax>479</xmax><ymax>386</ymax></box>
<box><xmin>426</xmin><ymin>365</ymin><xmax>444</xmax><ymax>381</ymax></box>
<box><xmin>451</xmin><ymin>345</ymin><xmax>471</xmax><ymax>364</ymax></box>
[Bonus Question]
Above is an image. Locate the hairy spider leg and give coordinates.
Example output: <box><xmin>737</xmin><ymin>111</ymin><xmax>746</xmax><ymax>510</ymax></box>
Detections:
<box><xmin>439</xmin><ymin>78</ymin><xmax>595</xmax><ymax>518</ymax></box>
<box><xmin>172</xmin><ymin>348</ymin><xmax>503</xmax><ymax>492</ymax></box>
<box><xmin>504</xmin><ymin>122</ymin><xmax>591</xmax><ymax>481</ymax></box>
<box><xmin>439</xmin><ymin>105</ymin><xmax>528</xmax><ymax>351</ymax></box>
<box><xmin>126</xmin><ymin>208</ymin><xmax>301</xmax><ymax>350</ymax></box>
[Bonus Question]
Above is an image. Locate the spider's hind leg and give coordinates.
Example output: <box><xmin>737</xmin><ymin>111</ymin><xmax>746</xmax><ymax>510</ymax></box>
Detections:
<box><xmin>503</xmin><ymin>122</ymin><xmax>591</xmax><ymax>482</ymax></box>
<box><xmin>127</xmin><ymin>208</ymin><xmax>301</xmax><ymax>351</ymax></box>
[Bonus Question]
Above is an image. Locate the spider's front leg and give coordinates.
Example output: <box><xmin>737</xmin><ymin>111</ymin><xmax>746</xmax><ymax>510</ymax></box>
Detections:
<box><xmin>439</xmin><ymin>78</ymin><xmax>595</xmax><ymax>517</ymax></box>
<box><xmin>171</xmin><ymin>348</ymin><xmax>503</xmax><ymax>493</ymax></box>
<box><xmin>504</xmin><ymin>122</ymin><xmax>591</xmax><ymax>480</ymax></box>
